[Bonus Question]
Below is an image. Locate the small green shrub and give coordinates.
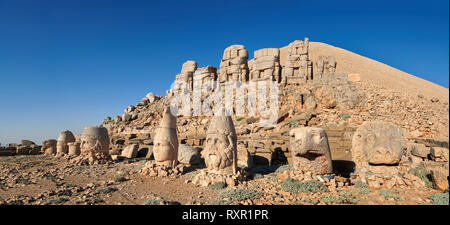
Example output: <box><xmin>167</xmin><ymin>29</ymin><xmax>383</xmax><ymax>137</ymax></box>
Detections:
<box><xmin>301</xmin><ymin>197</ymin><xmax>319</xmax><ymax>205</ymax></box>
<box><xmin>236</xmin><ymin>117</ymin><xmax>246</xmax><ymax>122</ymax></box>
<box><xmin>320</xmin><ymin>195</ymin><xmax>346</xmax><ymax>204</ymax></box>
<box><xmin>410</xmin><ymin>167</ymin><xmax>432</xmax><ymax>188</ymax></box>
<box><xmin>143</xmin><ymin>199</ymin><xmax>162</xmax><ymax>205</ymax></box>
<box><xmin>47</xmin><ymin>197</ymin><xmax>69</xmax><ymax>205</ymax></box>
<box><xmin>219</xmin><ymin>189</ymin><xmax>262</xmax><ymax>202</ymax></box>
<box><xmin>275</xmin><ymin>164</ymin><xmax>295</xmax><ymax>173</ymax></box>
<box><xmin>430</xmin><ymin>193</ymin><xmax>449</xmax><ymax>205</ymax></box>
<box><xmin>96</xmin><ymin>187</ymin><xmax>118</xmax><ymax>194</ymax></box>
<box><xmin>355</xmin><ymin>180</ymin><xmax>371</xmax><ymax>195</ymax></box>
<box><xmin>113</xmin><ymin>176</ymin><xmax>127</xmax><ymax>182</ymax></box>
<box><xmin>281</xmin><ymin>178</ymin><xmax>328</xmax><ymax>194</ymax></box>
<box><xmin>209</xmin><ymin>200</ymin><xmax>231</xmax><ymax>205</ymax></box>
<box><xmin>378</xmin><ymin>189</ymin><xmax>403</xmax><ymax>201</ymax></box>
<box><xmin>209</xmin><ymin>181</ymin><xmax>227</xmax><ymax>190</ymax></box>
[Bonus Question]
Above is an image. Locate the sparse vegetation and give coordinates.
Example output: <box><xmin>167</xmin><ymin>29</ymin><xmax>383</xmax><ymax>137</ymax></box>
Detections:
<box><xmin>378</xmin><ymin>189</ymin><xmax>403</xmax><ymax>201</ymax></box>
<box><xmin>209</xmin><ymin>199</ymin><xmax>231</xmax><ymax>205</ymax></box>
<box><xmin>301</xmin><ymin>197</ymin><xmax>319</xmax><ymax>205</ymax></box>
<box><xmin>280</xmin><ymin>178</ymin><xmax>328</xmax><ymax>194</ymax></box>
<box><xmin>409</xmin><ymin>166</ymin><xmax>432</xmax><ymax>188</ymax></box>
<box><xmin>430</xmin><ymin>193</ymin><xmax>449</xmax><ymax>205</ymax></box>
<box><xmin>143</xmin><ymin>199</ymin><xmax>162</xmax><ymax>205</ymax></box>
<box><xmin>113</xmin><ymin>176</ymin><xmax>127</xmax><ymax>182</ymax></box>
<box><xmin>47</xmin><ymin>197</ymin><xmax>68</xmax><ymax>205</ymax></box>
<box><xmin>219</xmin><ymin>189</ymin><xmax>262</xmax><ymax>202</ymax></box>
<box><xmin>275</xmin><ymin>164</ymin><xmax>295</xmax><ymax>173</ymax></box>
<box><xmin>235</xmin><ymin>117</ymin><xmax>246</xmax><ymax>122</ymax></box>
<box><xmin>96</xmin><ymin>187</ymin><xmax>118</xmax><ymax>195</ymax></box>
<box><xmin>355</xmin><ymin>180</ymin><xmax>371</xmax><ymax>195</ymax></box>
<box><xmin>209</xmin><ymin>181</ymin><xmax>227</xmax><ymax>190</ymax></box>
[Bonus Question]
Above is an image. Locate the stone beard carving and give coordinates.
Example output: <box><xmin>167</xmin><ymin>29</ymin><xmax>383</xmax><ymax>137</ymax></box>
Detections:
<box><xmin>315</xmin><ymin>56</ymin><xmax>336</xmax><ymax>79</ymax></box>
<box><xmin>42</xmin><ymin>139</ymin><xmax>57</xmax><ymax>155</ymax></box>
<box><xmin>352</xmin><ymin>121</ymin><xmax>405</xmax><ymax>173</ymax></box>
<box><xmin>289</xmin><ymin>127</ymin><xmax>333</xmax><ymax>175</ymax></box>
<box><xmin>282</xmin><ymin>38</ymin><xmax>312</xmax><ymax>84</ymax></box>
<box><xmin>175</xmin><ymin>60</ymin><xmax>197</xmax><ymax>92</ymax></box>
<box><xmin>202</xmin><ymin>110</ymin><xmax>238</xmax><ymax>175</ymax></box>
<box><xmin>218</xmin><ymin>45</ymin><xmax>249</xmax><ymax>83</ymax></box>
<box><xmin>80</xmin><ymin>127</ymin><xmax>110</xmax><ymax>155</ymax></box>
<box><xmin>56</xmin><ymin>130</ymin><xmax>76</xmax><ymax>154</ymax></box>
<box><xmin>250</xmin><ymin>48</ymin><xmax>281</xmax><ymax>82</ymax></box>
<box><xmin>153</xmin><ymin>106</ymin><xmax>179</xmax><ymax>168</ymax></box>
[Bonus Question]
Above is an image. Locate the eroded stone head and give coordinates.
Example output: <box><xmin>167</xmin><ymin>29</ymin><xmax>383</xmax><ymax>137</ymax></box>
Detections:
<box><xmin>80</xmin><ymin>127</ymin><xmax>110</xmax><ymax>155</ymax></box>
<box><xmin>352</xmin><ymin>121</ymin><xmax>405</xmax><ymax>173</ymax></box>
<box><xmin>153</xmin><ymin>106</ymin><xmax>178</xmax><ymax>168</ymax></box>
<box><xmin>56</xmin><ymin>130</ymin><xmax>76</xmax><ymax>154</ymax></box>
<box><xmin>202</xmin><ymin>109</ymin><xmax>237</xmax><ymax>175</ymax></box>
<box><xmin>289</xmin><ymin>127</ymin><xmax>333</xmax><ymax>175</ymax></box>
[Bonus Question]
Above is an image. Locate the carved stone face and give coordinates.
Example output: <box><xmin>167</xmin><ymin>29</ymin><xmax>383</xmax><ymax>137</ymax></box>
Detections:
<box><xmin>289</xmin><ymin>127</ymin><xmax>333</xmax><ymax>175</ymax></box>
<box><xmin>153</xmin><ymin>135</ymin><xmax>178</xmax><ymax>167</ymax></box>
<box><xmin>352</xmin><ymin>121</ymin><xmax>404</xmax><ymax>172</ymax></box>
<box><xmin>80</xmin><ymin>127</ymin><xmax>109</xmax><ymax>155</ymax></box>
<box><xmin>203</xmin><ymin>134</ymin><xmax>234</xmax><ymax>174</ymax></box>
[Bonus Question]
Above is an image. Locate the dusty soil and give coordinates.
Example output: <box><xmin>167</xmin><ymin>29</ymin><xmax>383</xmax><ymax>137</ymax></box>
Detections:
<box><xmin>0</xmin><ymin>154</ymin><xmax>444</xmax><ymax>205</ymax></box>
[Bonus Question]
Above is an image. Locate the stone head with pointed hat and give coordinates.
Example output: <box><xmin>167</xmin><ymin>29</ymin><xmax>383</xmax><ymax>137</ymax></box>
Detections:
<box><xmin>202</xmin><ymin>108</ymin><xmax>238</xmax><ymax>175</ymax></box>
<box><xmin>153</xmin><ymin>106</ymin><xmax>179</xmax><ymax>168</ymax></box>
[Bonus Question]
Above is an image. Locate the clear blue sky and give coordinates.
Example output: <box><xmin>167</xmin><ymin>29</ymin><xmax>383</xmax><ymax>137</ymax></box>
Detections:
<box><xmin>0</xmin><ymin>0</ymin><xmax>448</xmax><ymax>145</ymax></box>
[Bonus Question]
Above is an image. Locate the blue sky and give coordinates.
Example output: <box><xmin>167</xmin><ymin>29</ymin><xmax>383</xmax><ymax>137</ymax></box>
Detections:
<box><xmin>0</xmin><ymin>0</ymin><xmax>448</xmax><ymax>145</ymax></box>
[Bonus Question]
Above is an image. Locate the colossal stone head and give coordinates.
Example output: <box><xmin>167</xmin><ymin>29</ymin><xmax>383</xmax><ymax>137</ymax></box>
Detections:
<box><xmin>56</xmin><ymin>130</ymin><xmax>76</xmax><ymax>154</ymax></box>
<box><xmin>289</xmin><ymin>127</ymin><xmax>333</xmax><ymax>175</ymax></box>
<box><xmin>202</xmin><ymin>109</ymin><xmax>237</xmax><ymax>175</ymax></box>
<box><xmin>153</xmin><ymin>106</ymin><xmax>178</xmax><ymax>168</ymax></box>
<box><xmin>80</xmin><ymin>127</ymin><xmax>110</xmax><ymax>155</ymax></box>
<box><xmin>42</xmin><ymin>139</ymin><xmax>57</xmax><ymax>155</ymax></box>
<box><xmin>352</xmin><ymin>121</ymin><xmax>405</xmax><ymax>173</ymax></box>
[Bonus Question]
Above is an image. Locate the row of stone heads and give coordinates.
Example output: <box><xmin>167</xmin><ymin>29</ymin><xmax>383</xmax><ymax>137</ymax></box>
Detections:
<box><xmin>41</xmin><ymin>127</ymin><xmax>110</xmax><ymax>157</ymax></box>
<box><xmin>142</xmin><ymin>106</ymin><xmax>410</xmax><ymax>177</ymax></box>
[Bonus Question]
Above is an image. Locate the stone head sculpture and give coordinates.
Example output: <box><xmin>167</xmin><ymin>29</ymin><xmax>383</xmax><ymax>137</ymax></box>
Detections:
<box><xmin>153</xmin><ymin>106</ymin><xmax>178</xmax><ymax>168</ymax></box>
<box><xmin>202</xmin><ymin>109</ymin><xmax>238</xmax><ymax>175</ymax></box>
<box><xmin>42</xmin><ymin>139</ymin><xmax>57</xmax><ymax>155</ymax></box>
<box><xmin>289</xmin><ymin>127</ymin><xmax>333</xmax><ymax>175</ymax></box>
<box><xmin>80</xmin><ymin>127</ymin><xmax>110</xmax><ymax>155</ymax></box>
<box><xmin>352</xmin><ymin>121</ymin><xmax>404</xmax><ymax>173</ymax></box>
<box><xmin>57</xmin><ymin>130</ymin><xmax>76</xmax><ymax>154</ymax></box>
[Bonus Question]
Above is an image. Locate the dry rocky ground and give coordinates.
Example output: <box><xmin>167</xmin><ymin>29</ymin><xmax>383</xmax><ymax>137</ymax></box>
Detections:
<box><xmin>0</xmin><ymin>154</ymin><xmax>447</xmax><ymax>205</ymax></box>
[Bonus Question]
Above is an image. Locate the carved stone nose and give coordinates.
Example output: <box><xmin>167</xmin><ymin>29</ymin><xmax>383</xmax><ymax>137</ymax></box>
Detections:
<box><xmin>375</xmin><ymin>147</ymin><xmax>390</xmax><ymax>155</ymax></box>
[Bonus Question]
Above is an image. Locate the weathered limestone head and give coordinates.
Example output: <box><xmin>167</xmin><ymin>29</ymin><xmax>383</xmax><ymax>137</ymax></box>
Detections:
<box><xmin>80</xmin><ymin>127</ymin><xmax>110</xmax><ymax>155</ymax></box>
<box><xmin>287</xmin><ymin>38</ymin><xmax>309</xmax><ymax>56</ymax></box>
<box><xmin>218</xmin><ymin>45</ymin><xmax>249</xmax><ymax>83</ymax></box>
<box><xmin>202</xmin><ymin>109</ymin><xmax>238</xmax><ymax>175</ymax></box>
<box><xmin>352</xmin><ymin>121</ymin><xmax>405</xmax><ymax>173</ymax></box>
<box><xmin>153</xmin><ymin>106</ymin><xmax>178</xmax><ymax>168</ymax></box>
<box><xmin>57</xmin><ymin>130</ymin><xmax>76</xmax><ymax>154</ymax></box>
<box><xmin>42</xmin><ymin>139</ymin><xmax>57</xmax><ymax>155</ymax></box>
<box><xmin>289</xmin><ymin>127</ymin><xmax>333</xmax><ymax>175</ymax></box>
